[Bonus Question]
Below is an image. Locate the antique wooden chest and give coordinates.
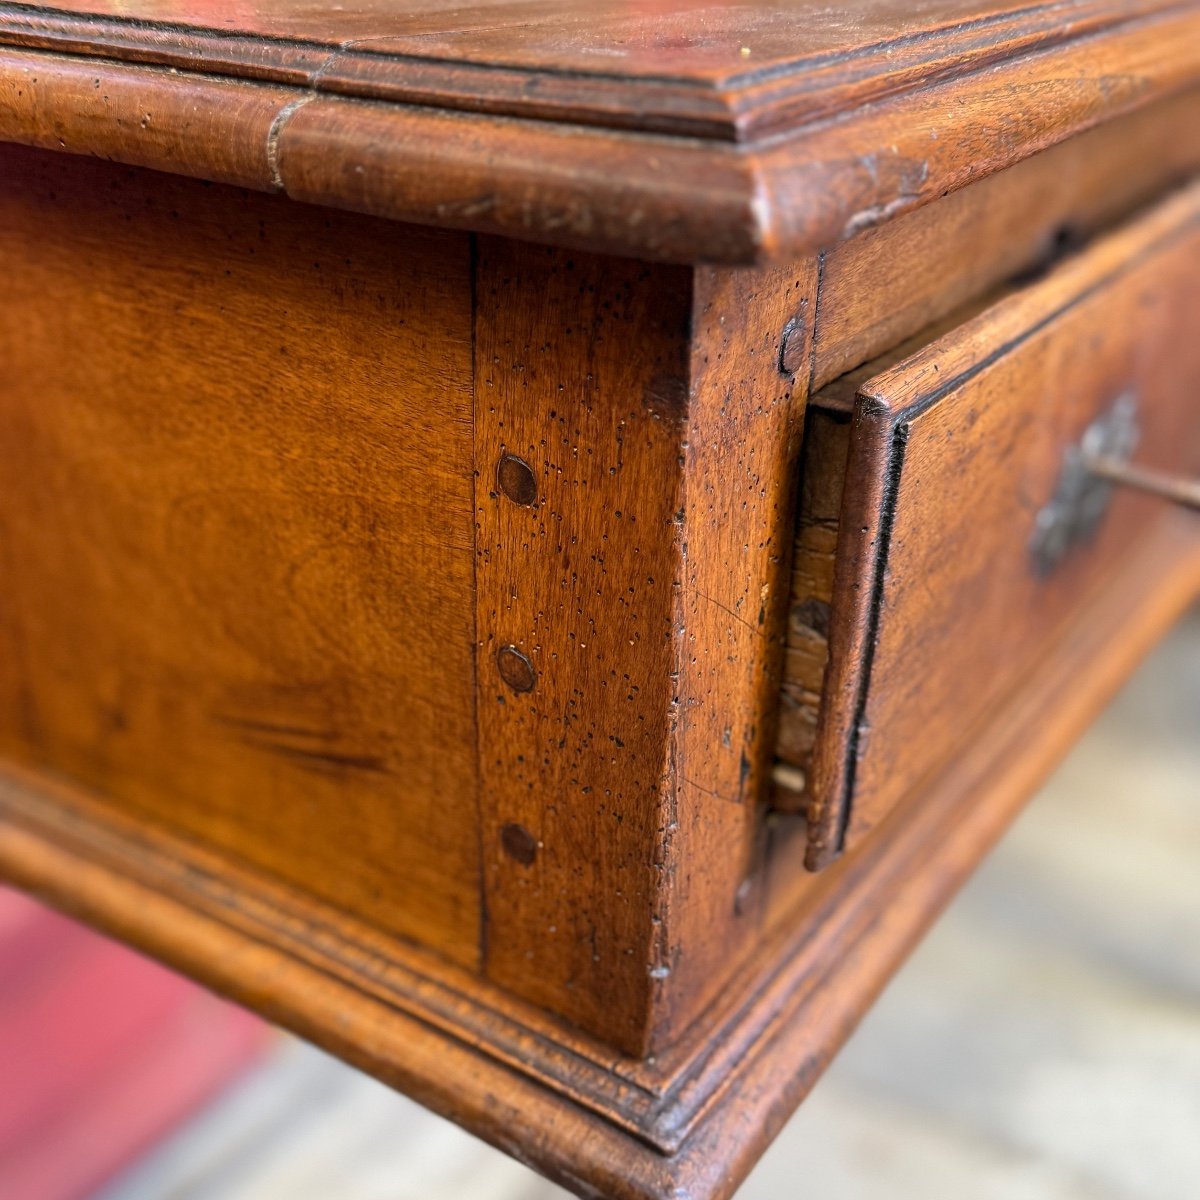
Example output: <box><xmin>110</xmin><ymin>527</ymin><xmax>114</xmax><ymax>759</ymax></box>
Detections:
<box><xmin>0</xmin><ymin>2</ymin><xmax>1197</xmax><ymax>1197</ymax></box>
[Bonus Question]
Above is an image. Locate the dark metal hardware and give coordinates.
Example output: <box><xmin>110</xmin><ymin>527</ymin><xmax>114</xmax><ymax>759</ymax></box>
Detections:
<box><xmin>1031</xmin><ymin>391</ymin><xmax>1197</xmax><ymax>576</ymax></box>
<box><xmin>1081</xmin><ymin>454</ymin><xmax>1200</xmax><ymax>512</ymax></box>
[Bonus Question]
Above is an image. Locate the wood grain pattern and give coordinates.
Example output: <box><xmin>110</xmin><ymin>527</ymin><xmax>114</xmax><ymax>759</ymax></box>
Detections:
<box><xmin>810</xmin><ymin>87</ymin><xmax>1200</xmax><ymax>389</ymax></box>
<box><xmin>473</xmin><ymin>244</ymin><xmax>817</xmax><ymax>1052</ymax></box>
<box><xmin>0</xmin><ymin>0</ymin><xmax>1179</xmax><ymax>140</ymax></box>
<box><xmin>1</xmin><ymin>514</ymin><xmax>1195</xmax><ymax>1200</ymax></box>
<box><xmin>801</xmin><ymin>183</ymin><xmax>1200</xmax><ymax>866</ymax></box>
<box><xmin>655</xmin><ymin>259</ymin><xmax>818</xmax><ymax>1043</ymax></box>
<box><xmin>0</xmin><ymin>144</ymin><xmax>482</xmax><ymax>964</ymax></box>
<box><xmin>473</xmin><ymin>242</ymin><xmax>694</xmax><ymax>1052</ymax></box>
<box><xmin>0</xmin><ymin>14</ymin><xmax>1196</xmax><ymax>1191</ymax></box>
<box><xmin>0</xmin><ymin>1</ymin><xmax>1197</xmax><ymax>262</ymax></box>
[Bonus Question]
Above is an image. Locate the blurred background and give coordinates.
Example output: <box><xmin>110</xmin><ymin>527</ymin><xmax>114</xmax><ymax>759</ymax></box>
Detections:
<box><xmin>4</xmin><ymin>609</ymin><xmax>1198</xmax><ymax>1200</ymax></box>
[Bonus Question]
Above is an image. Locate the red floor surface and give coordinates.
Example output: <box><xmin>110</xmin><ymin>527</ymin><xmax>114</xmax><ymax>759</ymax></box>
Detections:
<box><xmin>0</xmin><ymin>886</ymin><xmax>265</xmax><ymax>1200</ymax></box>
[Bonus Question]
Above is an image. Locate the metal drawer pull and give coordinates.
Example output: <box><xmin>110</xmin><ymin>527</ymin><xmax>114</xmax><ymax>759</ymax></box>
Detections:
<box><xmin>1082</xmin><ymin>455</ymin><xmax>1200</xmax><ymax>512</ymax></box>
<box><xmin>1031</xmin><ymin>392</ymin><xmax>1197</xmax><ymax>575</ymax></box>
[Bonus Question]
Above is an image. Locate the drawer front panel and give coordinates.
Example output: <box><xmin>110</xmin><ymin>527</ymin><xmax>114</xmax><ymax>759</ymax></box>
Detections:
<box><xmin>804</xmin><ymin>184</ymin><xmax>1200</xmax><ymax>866</ymax></box>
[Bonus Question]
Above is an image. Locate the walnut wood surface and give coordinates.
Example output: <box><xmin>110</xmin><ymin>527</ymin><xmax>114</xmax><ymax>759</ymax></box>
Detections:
<box><xmin>0</xmin><ymin>21</ymin><xmax>1197</xmax><ymax>1190</ymax></box>
<box><xmin>0</xmin><ymin>145</ymin><xmax>482</xmax><ymax>965</ymax></box>
<box><xmin>799</xmin><ymin>183</ymin><xmax>1200</xmax><ymax>867</ymax></box>
<box><xmin>810</xmin><ymin>88</ymin><xmax>1200</xmax><ymax>389</ymax></box>
<box><xmin>473</xmin><ymin>243</ymin><xmax>816</xmax><ymax>1052</ymax></box>
<box><xmin>0</xmin><ymin>0</ymin><xmax>1197</xmax><ymax>261</ymax></box>
<box><xmin>2</xmin><ymin>516</ymin><xmax>1195</xmax><ymax>1200</ymax></box>
<box><xmin>472</xmin><ymin>243</ymin><xmax>696</xmax><ymax>1051</ymax></box>
<box><xmin>0</xmin><ymin>140</ymin><xmax>823</xmax><ymax>1053</ymax></box>
<box><xmin>1</xmin><ymin>0</ymin><xmax>1179</xmax><ymax>139</ymax></box>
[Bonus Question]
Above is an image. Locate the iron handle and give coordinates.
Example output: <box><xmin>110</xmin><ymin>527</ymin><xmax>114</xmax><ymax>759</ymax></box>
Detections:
<box><xmin>1082</xmin><ymin>454</ymin><xmax>1200</xmax><ymax>512</ymax></box>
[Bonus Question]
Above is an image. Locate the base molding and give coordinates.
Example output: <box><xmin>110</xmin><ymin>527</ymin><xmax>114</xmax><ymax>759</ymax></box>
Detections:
<box><xmin>1</xmin><ymin>517</ymin><xmax>1196</xmax><ymax>1200</ymax></box>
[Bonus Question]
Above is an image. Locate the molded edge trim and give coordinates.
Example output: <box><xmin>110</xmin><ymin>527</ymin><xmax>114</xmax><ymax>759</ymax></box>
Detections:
<box><xmin>0</xmin><ymin>8</ymin><xmax>1197</xmax><ymax>263</ymax></box>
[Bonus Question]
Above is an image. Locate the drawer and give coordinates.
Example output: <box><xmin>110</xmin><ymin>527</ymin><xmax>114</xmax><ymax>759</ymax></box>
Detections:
<box><xmin>778</xmin><ymin>184</ymin><xmax>1200</xmax><ymax>868</ymax></box>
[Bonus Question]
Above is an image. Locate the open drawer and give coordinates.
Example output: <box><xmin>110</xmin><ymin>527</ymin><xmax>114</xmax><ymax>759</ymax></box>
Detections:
<box><xmin>778</xmin><ymin>183</ymin><xmax>1200</xmax><ymax>869</ymax></box>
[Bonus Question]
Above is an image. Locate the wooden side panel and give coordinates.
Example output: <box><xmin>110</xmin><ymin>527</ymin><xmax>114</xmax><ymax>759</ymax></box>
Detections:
<box><xmin>473</xmin><ymin>242</ymin><xmax>693</xmax><ymax>1052</ymax></box>
<box><xmin>473</xmin><ymin>245</ymin><xmax>819</xmax><ymax>1052</ymax></box>
<box><xmin>0</xmin><ymin>146</ymin><xmax>482</xmax><ymax>965</ymax></box>
<box><xmin>808</xmin><ymin>186</ymin><xmax>1200</xmax><ymax>863</ymax></box>
<box><xmin>652</xmin><ymin>260</ymin><xmax>818</xmax><ymax>1043</ymax></box>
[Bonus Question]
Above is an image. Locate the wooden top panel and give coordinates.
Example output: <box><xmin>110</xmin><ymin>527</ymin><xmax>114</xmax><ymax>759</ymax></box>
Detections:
<box><xmin>4</xmin><ymin>0</ymin><xmax>1052</xmax><ymax>63</ymax></box>
<box><xmin>2</xmin><ymin>0</ymin><xmax>1134</xmax><ymax>76</ymax></box>
<box><xmin>1</xmin><ymin>0</ymin><xmax>1198</xmax><ymax>260</ymax></box>
<box><xmin>0</xmin><ymin>0</ymin><xmax>1181</xmax><ymax>138</ymax></box>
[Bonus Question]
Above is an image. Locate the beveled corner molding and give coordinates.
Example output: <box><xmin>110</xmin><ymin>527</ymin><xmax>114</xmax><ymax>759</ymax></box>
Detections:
<box><xmin>0</xmin><ymin>1</ymin><xmax>1198</xmax><ymax>263</ymax></box>
<box><xmin>2</xmin><ymin>519</ymin><xmax>1196</xmax><ymax>1200</ymax></box>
